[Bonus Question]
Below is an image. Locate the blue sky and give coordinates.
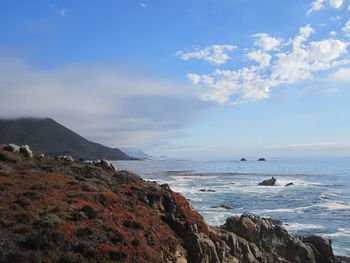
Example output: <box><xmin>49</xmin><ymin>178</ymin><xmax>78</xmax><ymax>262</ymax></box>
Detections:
<box><xmin>1</xmin><ymin>0</ymin><xmax>350</xmax><ymax>158</ymax></box>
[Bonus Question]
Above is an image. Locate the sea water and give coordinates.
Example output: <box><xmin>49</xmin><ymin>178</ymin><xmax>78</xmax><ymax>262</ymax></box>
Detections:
<box><xmin>114</xmin><ymin>157</ymin><xmax>350</xmax><ymax>256</ymax></box>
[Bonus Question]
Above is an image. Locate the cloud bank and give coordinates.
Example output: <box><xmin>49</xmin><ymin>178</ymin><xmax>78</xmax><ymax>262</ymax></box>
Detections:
<box><xmin>0</xmin><ymin>57</ymin><xmax>211</xmax><ymax>149</ymax></box>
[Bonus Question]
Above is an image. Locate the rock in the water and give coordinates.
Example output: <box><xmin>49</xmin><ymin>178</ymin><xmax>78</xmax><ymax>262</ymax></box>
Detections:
<box><xmin>210</xmin><ymin>205</ymin><xmax>234</xmax><ymax>210</ymax></box>
<box><xmin>285</xmin><ymin>182</ymin><xmax>294</xmax><ymax>187</ymax></box>
<box><xmin>3</xmin><ymin>144</ymin><xmax>20</xmax><ymax>153</ymax></box>
<box><xmin>240</xmin><ymin>158</ymin><xmax>247</xmax><ymax>161</ymax></box>
<box><xmin>258</xmin><ymin>177</ymin><xmax>276</xmax><ymax>186</ymax></box>
<box><xmin>258</xmin><ymin>158</ymin><xmax>266</xmax><ymax>161</ymax></box>
<box><xmin>19</xmin><ymin>145</ymin><xmax>33</xmax><ymax>158</ymax></box>
<box><xmin>199</xmin><ymin>189</ymin><xmax>216</xmax><ymax>192</ymax></box>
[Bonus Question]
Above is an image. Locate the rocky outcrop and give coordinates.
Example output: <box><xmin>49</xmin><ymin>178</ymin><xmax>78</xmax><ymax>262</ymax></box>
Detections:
<box><xmin>94</xmin><ymin>159</ymin><xmax>117</xmax><ymax>171</ymax></box>
<box><xmin>212</xmin><ymin>214</ymin><xmax>338</xmax><ymax>263</ymax></box>
<box><xmin>1</xmin><ymin>144</ymin><xmax>33</xmax><ymax>158</ymax></box>
<box><xmin>0</xmin><ymin>147</ymin><xmax>348</xmax><ymax>263</ymax></box>
<box><xmin>258</xmin><ymin>177</ymin><xmax>277</xmax><ymax>186</ymax></box>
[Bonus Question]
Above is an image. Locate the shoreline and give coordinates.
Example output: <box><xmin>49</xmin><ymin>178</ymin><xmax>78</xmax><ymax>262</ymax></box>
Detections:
<box><xmin>0</xmin><ymin>145</ymin><xmax>349</xmax><ymax>262</ymax></box>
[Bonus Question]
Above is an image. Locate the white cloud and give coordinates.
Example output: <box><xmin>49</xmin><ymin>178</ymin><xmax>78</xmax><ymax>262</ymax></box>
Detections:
<box><xmin>182</xmin><ymin>25</ymin><xmax>349</xmax><ymax>104</ymax></box>
<box><xmin>139</xmin><ymin>3</ymin><xmax>147</xmax><ymax>8</ymax></box>
<box><xmin>246</xmin><ymin>50</ymin><xmax>272</xmax><ymax>68</ymax></box>
<box><xmin>186</xmin><ymin>73</ymin><xmax>201</xmax><ymax>85</ymax></box>
<box><xmin>176</xmin><ymin>45</ymin><xmax>237</xmax><ymax>65</ymax></box>
<box><xmin>329</xmin><ymin>67</ymin><xmax>350</xmax><ymax>81</ymax></box>
<box><xmin>307</xmin><ymin>0</ymin><xmax>343</xmax><ymax>14</ymax></box>
<box><xmin>329</xmin><ymin>0</ymin><xmax>344</xmax><ymax>8</ymax></box>
<box><xmin>308</xmin><ymin>39</ymin><xmax>348</xmax><ymax>62</ymax></box>
<box><xmin>307</xmin><ymin>0</ymin><xmax>326</xmax><ymax>15</ymax></box>
<box><xmin>49</xmin><ymin>4</ymin><xmax>67</xmax><ymax>16</ymax></box>
<box><xmin>252</xmin><ymin>33</ymin><xmax>283</xmax><ymax>51</ymax></box>
<box><xmin>343</xmin><ymin>19</ymin><xmax>350</xmax><ymax>37</ymax></box>
<box><xmin>330</xmin><ymin>31</ymin><xmax>337</xmax><ymax>36</ymax></box>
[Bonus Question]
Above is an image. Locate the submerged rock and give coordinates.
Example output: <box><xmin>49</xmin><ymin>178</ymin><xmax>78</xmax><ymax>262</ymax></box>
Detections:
<box><xmin>210</xmin><ymin>205</ymin><xmax>234</xmax><ymax>210</ymax></box>
<box><xmin>199</xmin><ymin>188</ymin><xmax>216</xmax><ymax>192</ymax></box>
<box><xmin>258</xmin><ymin>176</ymin><xmax>276</xmax><ymax>186</ymax></box>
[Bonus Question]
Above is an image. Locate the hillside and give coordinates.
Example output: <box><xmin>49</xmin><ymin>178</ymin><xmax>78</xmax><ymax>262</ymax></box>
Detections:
<box><xmin>0</xmin><ymin>118</ymin><xmax>135</xmax><ymax>160</ymax></box>
<box><xmin>0</xmin><ymin>146</ymin><xmax>348</xmax><ymax>263</ymax></box>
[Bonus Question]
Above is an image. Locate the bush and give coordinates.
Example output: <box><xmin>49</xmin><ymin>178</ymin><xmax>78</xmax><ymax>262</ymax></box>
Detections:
<box><xmin>123</xmin><ymin>220</ymin><xmax>144</xmax><ymax>230</ymax></box>
<box><xmin>76</xmin><ymin>227</ymin><xmax>93</xmax><ymax>238</ymax></box>
<box><xmin>81</xmin><ymin>205</ymin><xmax>97</xmax><ymax>219</ymax></box>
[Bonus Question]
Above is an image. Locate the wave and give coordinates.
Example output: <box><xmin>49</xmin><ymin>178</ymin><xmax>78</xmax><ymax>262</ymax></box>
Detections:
<box><xmin>284</xmin><ymin>222</ymin><xmax>326</xmax><ymax>232</ymax></box>
<box><xmin>322</xmin><ymin>228</ymin><xmax>350</xmax><ymax>238</ymax></box>
<box><xmin>253</xmin><ymin>201</ymin><xmax>350</xmax><ymax>215</ymax></box>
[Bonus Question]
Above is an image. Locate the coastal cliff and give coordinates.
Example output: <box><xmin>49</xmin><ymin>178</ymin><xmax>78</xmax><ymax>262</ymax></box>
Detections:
<box><xmin>0</xmin><ymin>146</ymin><xmax>348</xmax><ymax>263</ymax></box>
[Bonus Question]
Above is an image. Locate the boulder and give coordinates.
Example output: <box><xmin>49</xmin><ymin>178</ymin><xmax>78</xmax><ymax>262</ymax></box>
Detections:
<box><xmin>3</xmin><ymin>144</ymin><xmax>20</xmax><ymax>153</ymax></box>
<box><xmin>258</xmin><ymin>177</ymin><xmax>276</xmax><ymax>186</ymax></box>
<box><xmin>60</xmin><ymin>155</ymin><xmax>74</xmax><ymax>162</ymax></box>
<box><xmin>214</xmin><ymin>214</ymin><xmax>336</xmax><ymax>263</ymax></box>
<box><xmin>258</xmin><ymin>158</ymin><xmax>266</xmax><ymax>161</ymax></box>
<box><xmin>19</xmin><ymin>145</ymin><xmax>33</xmax><ymax>158</ymax></box>
<box><xmin>95</xmin><ymin>159</ymin><xmax>117</xmax><ymax>171</ymax></box>
<box><xmin>285</xmin><ymin>182</ymin><xmax>294</xmax><ymax>187</ymax></box>
<box><xmin>240</xmin><ymin>158</ymin><xmax>247</xmax><ymax>161</ymax></box>
<box><xmin>301</xmin><ymin>236</ymin><xmax>335</xmax><ymax>263</ymax></box>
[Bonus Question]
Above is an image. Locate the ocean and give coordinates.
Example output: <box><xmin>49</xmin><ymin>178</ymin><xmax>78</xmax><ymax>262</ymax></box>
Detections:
<box><xmin>114</xmin><ymin>157</ymin><xmax>350</xmax><ymax>257</ymax></box>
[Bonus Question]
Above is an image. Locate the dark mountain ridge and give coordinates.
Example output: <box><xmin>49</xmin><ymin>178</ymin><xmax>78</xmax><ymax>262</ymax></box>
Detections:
<box><xmin>0</xmin><ymin>118</ymin><xmax>134</xmax><ymax>160</ymax></box>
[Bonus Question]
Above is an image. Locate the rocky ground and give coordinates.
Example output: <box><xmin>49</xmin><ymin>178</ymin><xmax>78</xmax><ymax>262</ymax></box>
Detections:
<box><xmin>0</xmin><ymin>145</ymin><xmax>349</xmax><ymax>263</ymax></box>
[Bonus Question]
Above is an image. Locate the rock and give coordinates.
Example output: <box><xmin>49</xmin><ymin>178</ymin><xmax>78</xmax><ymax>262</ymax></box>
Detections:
<box><xmin>301</xmin><ymin>236</ymin><xmax>335</xmax><ymax>263</ymax></box>
<box><xmin>59</xmin><ymin>155</ymin><xmax>74</xmax><ymax>162</ymax></box>
<box><xmin>214</xmin><ymin>214</ymin><xmax>336</xmax><ymax>263</ymax></box>
<box><xmin>258</xmin><ymin>158</ymin><xmax>266</xmax><ymax>161</ymax></box>
<box><xmin>258</xmin><ymin>177</ymin><xmax>276</xmax><ymax>186</ymax></box>
<box><xmin>240</xmin><ymin>158</ymin><xmax>247</xmax><ymax>161</ymax></box>
<box><xmin>199</xmin><ymin>189</ymin><xmax>216</xmax><ymax>192</ymax></box>
<box><xmin>19</xmin><ymin>145</ymin><xmax>33</xmax><ymax>158</ymax></box>
<box><xmin>210</xmin><ymin>205</ymin><xmax>234</xmax><ymax>210</ymax></box>
<box><xmin>285</xmin><ymin>182</ymin><xmax>294</xmax><ymax>187</ymax></box>
<box><xmin>3</xmin><ymin>144</ymin><xmax>20</xmax><ymax>153</ymax></box>
<box><xmin>94</xmin><ymin>159</ymin><xmax>116</xmax><ymax>171</ymax></box>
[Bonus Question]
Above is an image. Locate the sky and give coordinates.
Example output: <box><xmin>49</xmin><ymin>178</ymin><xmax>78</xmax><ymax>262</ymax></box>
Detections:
<box><xmin>1</xmin><ymin>0</ymin><xmax>350</xmax><ymax>159</ymax></box>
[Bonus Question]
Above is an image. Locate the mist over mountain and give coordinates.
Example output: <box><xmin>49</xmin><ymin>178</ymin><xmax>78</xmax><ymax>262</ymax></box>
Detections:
<box><xmin>0</xmin><ymin>118</ymin><xmax>134</xmax><ymax>160</ymax></box>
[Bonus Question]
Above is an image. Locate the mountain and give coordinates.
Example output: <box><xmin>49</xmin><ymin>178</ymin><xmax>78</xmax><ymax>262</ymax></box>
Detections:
<box><xmin>120</xmin><ymin>148</ymin><xmax>153</xmax><ymax>159</ymax></box>
<box><xmin>0</xmin><ymin>118</ymin><xmax>135</xmax><ymax>160</ymax></box>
